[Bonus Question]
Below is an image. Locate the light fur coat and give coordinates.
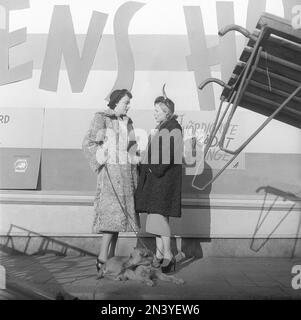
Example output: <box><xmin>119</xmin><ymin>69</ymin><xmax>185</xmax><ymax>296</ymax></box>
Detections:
<box><xmin>82</xmin><ymin>108</ymin><xmax>140</xmax><ymax>233</ymax></box>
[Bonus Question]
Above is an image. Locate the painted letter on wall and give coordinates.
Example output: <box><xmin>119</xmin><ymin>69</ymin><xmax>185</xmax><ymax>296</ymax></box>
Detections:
<box><xmin>0</xmin><ymin>0</ymin><xmax>33</xmax><ymax>86</ymax></box>
<box><xmin>184</xmin><ymin>6</ymin><xmax>214</xmax><ymax>111</ymax></box>
<box><xmin>107</xmin><ymin>1</ymin><xmax>145</xmax><ymax>98</ymax></box>
<box><xmin>39</xmin><ymin>6</ymin><xmax>108</xmax><ymax>92</ymax></box>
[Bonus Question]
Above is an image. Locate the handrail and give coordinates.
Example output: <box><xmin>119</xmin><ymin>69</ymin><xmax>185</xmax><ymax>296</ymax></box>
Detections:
<box><xmin>199</xmin><ymin>78</ymin><xmax>232</xmax><ymax>101</ymax></box>
<box><xmin>218</xmin><ymin>24</ymin><xmax>257</xmax><ymax>42</ymax></box>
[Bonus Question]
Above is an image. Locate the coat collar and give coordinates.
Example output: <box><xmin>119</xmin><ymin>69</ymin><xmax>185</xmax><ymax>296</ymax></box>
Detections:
<box><xmin>145</xmin><ymin>115</ymin><xmax>179</xmax><ymax>152</ymax></box>
<box><xmin>156</xmin><ymin>114</ymin><xmax>178</xmax><ymax>130</ymax></box>
<box><xmin>97</xmin><ymin>107</ymin><xmax>129</xmax><ymax>121</ymax></box>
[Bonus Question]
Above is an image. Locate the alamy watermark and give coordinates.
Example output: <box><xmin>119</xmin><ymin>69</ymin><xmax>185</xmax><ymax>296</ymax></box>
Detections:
<box><xmin>292</xmin><ymin>5</ymin><xmax>301</xmax><ymax>29</ymax></box>
<box><xmin>0</xmin><ymin>265</ymin><xmax>6</xmax><ymax>290</ymax></box>
<box><xmin>88</xmin><ymin>126</ymin><xmax>205</xmax><ymax>176</ymax></box>
<box><xmin>291</xmin><ymin>265</ymin><xmax>301</xmax><ymax>290</ymax></box>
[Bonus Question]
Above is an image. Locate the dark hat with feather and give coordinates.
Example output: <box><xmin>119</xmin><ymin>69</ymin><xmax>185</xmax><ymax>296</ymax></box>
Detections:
<box><xmin>154</xmin><ymin>84</ymin><xmax>175</xmax><ymax>115</ymax></box>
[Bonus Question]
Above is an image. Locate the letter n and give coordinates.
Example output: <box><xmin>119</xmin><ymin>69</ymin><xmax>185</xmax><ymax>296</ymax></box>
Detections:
<box><xmin>39</xmin><ymin>6</ymin><xmax>108</xmax><ymax>92</ymax></box>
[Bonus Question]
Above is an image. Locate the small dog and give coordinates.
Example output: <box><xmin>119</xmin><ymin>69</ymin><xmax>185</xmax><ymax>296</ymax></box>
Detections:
<box><xmin>97</xmin><ymin>247</ymin><xmax>184</xmax><ymax>286</ymax></box>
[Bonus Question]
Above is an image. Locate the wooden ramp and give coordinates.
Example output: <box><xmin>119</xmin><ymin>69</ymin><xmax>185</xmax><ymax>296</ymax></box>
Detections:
<box><xmin>221</xmin><ymin>13</ymin><xmax>301</xmax><ymax>129</ymax></box>
<box><xmin>194</xmin><ymin>13</ymin><xmax>301</xmax><ymax>190</ymax></box>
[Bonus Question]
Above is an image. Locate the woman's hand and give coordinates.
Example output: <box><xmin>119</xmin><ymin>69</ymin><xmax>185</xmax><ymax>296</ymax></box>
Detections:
<box><xmin>96</xmin><ymin>141</ymin><xmax>110</xmax><ymax>165</ymax></box>
<box><xmin>129</xmin><ymin>154</ymin><xmax>141</xmax><ymax>165</ymax></box>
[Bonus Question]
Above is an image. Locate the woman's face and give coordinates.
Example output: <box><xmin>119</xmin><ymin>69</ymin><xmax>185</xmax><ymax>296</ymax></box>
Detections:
<box><xmin>154</xmin><ymin>103</ymin><xmax>168</xmax><ymax>123</ymax></box>
<box><xmin>115</xmin><ymin>95</ymin><xmax>131</xmax><ymax>116</ymax></box>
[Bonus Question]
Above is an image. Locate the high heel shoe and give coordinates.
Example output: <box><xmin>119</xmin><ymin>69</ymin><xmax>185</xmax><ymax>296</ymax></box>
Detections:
<box><xmin>96</xmin><ymin>258</ymin><xmax>105</xmax><ymax>273</ymax></box>
<box><xmin>161</xmin><ymin>256</ymin><xmax>176</xmax><ymax>273</ymax></box>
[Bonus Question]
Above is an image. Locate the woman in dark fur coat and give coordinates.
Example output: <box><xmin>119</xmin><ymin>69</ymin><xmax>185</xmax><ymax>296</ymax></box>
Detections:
<box><xmin>135</xmin><ymin>85</ymin><xmax>183</xmax><ymax>273</ymax></box>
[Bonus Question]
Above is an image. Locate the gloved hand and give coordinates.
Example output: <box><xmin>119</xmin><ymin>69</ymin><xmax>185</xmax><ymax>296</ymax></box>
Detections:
<box><xmin>96</xmin><ymin>140</ymin><xmax>110</xmax><ymax>165</ymax></box>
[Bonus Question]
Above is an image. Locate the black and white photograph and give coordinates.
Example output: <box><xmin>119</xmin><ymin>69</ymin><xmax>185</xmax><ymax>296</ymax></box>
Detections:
<box><xmin>0</xmin><ymin>0</ymin><xmax>301</xmax><ymax>306</ymax></box>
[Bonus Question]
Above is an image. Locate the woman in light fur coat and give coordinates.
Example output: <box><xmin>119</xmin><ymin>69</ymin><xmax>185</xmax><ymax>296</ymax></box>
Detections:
<box><xmin>82</xmin><ymin>89</ymin><xmax>140</xmax><ymax>273</ymax></box>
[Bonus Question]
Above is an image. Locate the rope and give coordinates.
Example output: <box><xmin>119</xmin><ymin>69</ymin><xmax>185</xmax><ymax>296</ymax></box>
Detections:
<box><xmin>265</xmin><ymin>50</ymin><xmax>272</xmax><ymax>92</ymax></box>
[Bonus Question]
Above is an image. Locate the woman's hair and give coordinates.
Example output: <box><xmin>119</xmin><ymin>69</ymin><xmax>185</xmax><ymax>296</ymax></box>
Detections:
<box><xmin>154</xmin><ymin>96</ymin><xmax>175</xmax><ymax>116</ymax></box>
<box><xmin>107</xmin><ymin>89</ymin><xmax>132</xmax><ymax>109</ymax></box>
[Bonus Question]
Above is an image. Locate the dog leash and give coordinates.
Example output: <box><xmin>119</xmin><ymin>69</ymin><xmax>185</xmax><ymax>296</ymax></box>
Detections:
<box><xmin>93</xmin><ymin>165</ymin><xmax>152</xmax><ymax>299</ymax></box>
<box><xmin>104</xmin><ymin>165</ymin><xmax>151</xmax><ymax>252</ymax></box>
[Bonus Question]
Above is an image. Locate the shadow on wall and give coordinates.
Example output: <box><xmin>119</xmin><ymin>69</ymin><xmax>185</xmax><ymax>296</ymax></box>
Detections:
<box><xmin>136</xmin><ymin>161</ymin><xmax>213</xmax><ymax>263</ymax></box>
<box><xmin>189</xmin><ymin>160</ymin><xmax>213</xmax><ymax>235</ymax></box>
<box><xmin>186</xmin><ymin>161</ymin><xmax>213</xmax><ymax>259</ymax></box>
<box><xmin>251</xmin><ymin>186</ymin><xmax>301</xmax><ymax>258</ymax></box>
